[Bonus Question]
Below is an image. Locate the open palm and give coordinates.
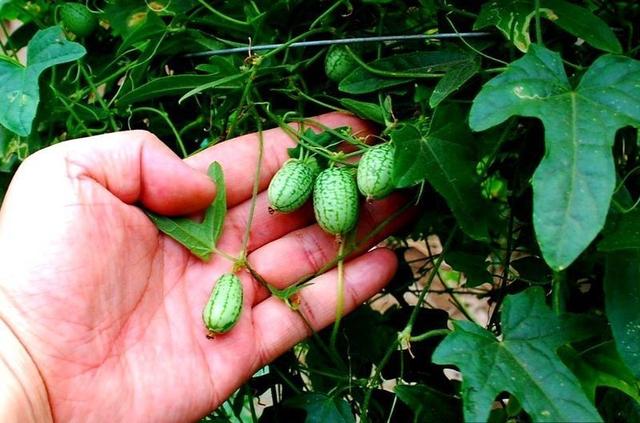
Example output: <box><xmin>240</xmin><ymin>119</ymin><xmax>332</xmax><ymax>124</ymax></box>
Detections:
<box><xmin>0</xmin><ymin>113</ymin><xmax>408</xmax><ymax>422</ymax></box>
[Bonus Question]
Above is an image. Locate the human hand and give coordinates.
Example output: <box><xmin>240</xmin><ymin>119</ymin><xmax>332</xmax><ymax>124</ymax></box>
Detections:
<box><xmin>0</xmin><ymin>113</ymin><xmax>409</xmax><ymax>422</ymax></box>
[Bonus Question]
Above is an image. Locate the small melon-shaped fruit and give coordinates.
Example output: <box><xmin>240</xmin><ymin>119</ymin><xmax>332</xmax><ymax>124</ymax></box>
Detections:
<box><xmin>325</xmin><ymin>45</ymin><xmax>358</xmax><ymax>82</ymax></box>
<box><xmin>357</xmin><ymin>143</ymin><xmax>396</xmax><ymax>200</ymax></box>
<box><xmin>268</xmin><ymin>158</ymin><xmax>318</xmax><ymax>213</ymax></box>
<box><xmin>313</xmin><ymin>167</ymin><xmax>359</xmax><ymax>235</ymax></box>
<box><xmin>202</xmin><ymin>273</ymin><xmax>243</xmax><ymax>335</ymax></box>
<box><xmin>60</xmin><ymin>3</ymin><xmax>98</xmax><ymax>37</ymax></box>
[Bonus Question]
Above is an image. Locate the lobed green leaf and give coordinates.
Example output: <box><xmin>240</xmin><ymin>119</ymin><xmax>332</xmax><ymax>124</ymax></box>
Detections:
<box><xmin>470</xmin><ymin>44</ymin><xmax>640</xmax><ymax>270</ymax></box>
<box><xmin>0</xmin><ymin>26</ymin><xmax>85</xmax><ymax>136</ymax></box>
<box><xmin>392</xmin><ymin>105</ymin><xmax>497</xmax><ymax>241</ymax></box>
<box><xmin>433</xmin><ymin>288</ymin><xmax>603</xmax><ymax>422</ymax></box>
<box><xmin>604</xmin><ymin>251</ymin><xmax>640</xmax><ymax>378</ymax></box>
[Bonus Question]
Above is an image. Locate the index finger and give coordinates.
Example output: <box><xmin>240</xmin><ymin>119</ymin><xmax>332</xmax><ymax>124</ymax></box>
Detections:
<box><xmin>184</xmin><ymin>112</ymin><xmax>375</xmax><ymax>207</ymax></box>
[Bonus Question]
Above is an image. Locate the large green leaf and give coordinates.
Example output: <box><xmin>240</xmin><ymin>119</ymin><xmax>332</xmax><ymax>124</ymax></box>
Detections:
<box><xmin>604</xmin><ymin>250</ymin><xmax>640</xmax><ymax>378</ymax></box>
<box><xmin>429</xmin><ymin>57</ymin><xmax>480</xmax><ymax>108</ymax></box>
<box><xmin>339</xmin><ymin>98</ymin><xmax>387</xmax><ymax>125</ymax></box>
<box><xmin>470</xmin><ymin>44</ymin><xmax>640</xmax><ymax>270</ymax></box>
<box><xmin>599</xmin><ymin>206</ymin><xmax>640</xmax><ymax>252</ymax></box>
<box><xmin>598</xmin><ymin>389</ymin><xmax>640</xmax><ymax>423</ymax></box>
<box><xmin>559</xmin><ymin>342</ymin><xmax>640</xmax><ymax>402</ymax></box>
<box><xmin>287</xmin><ymin>393</ymin><xmax>355</xmax><ymax>423</ymax></box>
<box><xmin>118</xmin><ymin>56</ymin><xmax>242</xmax><ymax>105</ymax></box>
<box><xmin>0</xmin><ymin>0</ymin><xmax>12</xmax><ymax>15</ymax></box>
<box><xmin>117</xmin><ymin>74</ymin><xmax>239</xmax><ymax>105</ymax></box>
<box><xmin>432</xmin><ymin>288</ymin><xmax>602</xmax><ymax>422</ymax></box>
<box><xmin>394</xmin><ymin>384</ymin><xmax>461</xmax><ymax>422</ymax></box>
<box><xmin>474</xmin><ymin>0</ymin><xmax>621</xmax><ymax>53</ymax></box>
<box><xmin>0</xmin><ymin>26</ymin><xmax>86</xmax><ymax>136</ymax></box>
<box><xmin>542</xmin><ymin>0</ymin><xmax>622</xmax><ymax>53</ymax></box>
<box><xmin>445</xmin><ymin>251</ymin><xmax>492</xmax><ymax>287</ymax></box>
<box><xmin>392</xmin><ymin>105</ymin><xmax>495</xmax><ymax>241</ymax></box>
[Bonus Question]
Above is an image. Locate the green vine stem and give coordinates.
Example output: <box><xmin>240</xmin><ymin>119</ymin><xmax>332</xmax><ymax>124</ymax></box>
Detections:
<box><xmin>130</xmin><ymin>106</ymin><xmax>187</xmax><ymax>158</ymax></box>
<box><xmin>239</xmin><ymin>110</ymin><xmax>265</xmax><ymax>261</ymax></box>
<box><xmin>404</xmin><ymin>227</ymin><xmax>458</xmax><ymax>330</ymax></box>
<box><xmin>425</xmin><ymin>240</ymin><xmax>479</xmax><ymax>325</ymax></box>
<box><xmin>445</xmin><ymin>15</ymin><xmax>509</xmax><ymax>66</ymax></box>
<box><xmin>534</xmin><ymin>0</ymin><xmax>544</xmax><ymax>45</ymax></box>
<box><xmin>258</xmin><ymin>105</ymin><xmax>356</xmax><ymax>164</ymax></box>
<box><xmin>552</xmin><ymin>270</ymin><xmax>566</xmax><ymax>315</ymax></box>
<box><xmin>49</xmin><ymin>85</ymin><xmax>94</xmax><ymax>137</ymax></box>
<box><xmin>212</xmin><ymin>247</ymin><xmax>238</xmax><ymax>264</ymax></box>
<box><xmin>79</xmin><ymin>65</ymin><xmax>119</xmax><ymax>132</ymax></box>
<box><xmin>309</xmin><ymin>0</ymin><xmax>345</xmax><ymax>30</ymax></box>
<box><xmin>345</xmin><ymin>45</ymin><xmax>445</xmax><ymax>79</ymax></box>
<box><xmin>360</xmin><ymin>227</ymin><xmax>458</xmax><ymax>422</ymax></box>
<box><xmin>195</xmin><ymin>0</ymin><xmax>251</xmax><ymax>30</ymax></box>
<box><xmin>0</xmin><ymin>21</ymin><xmax>19</xmax><ymax>59</ymax></box>
<box><xmin>488</xmin><ymin>209</ymin><xmax>515</xmax><ymax>330</ymax></box>
<box><xmin>291</xmin><ymin>87</ymin><xmax>344</xmax><ymax>113</ymax></box>
<box><xmin>409</xmin><ymin>328</ymin><xmax>451</xmax><ymax>343</ymax></box>
<box><xmin>224</xmin><ymin>68</ymin><xmax>258</xmax><ymax>140</ymax></box>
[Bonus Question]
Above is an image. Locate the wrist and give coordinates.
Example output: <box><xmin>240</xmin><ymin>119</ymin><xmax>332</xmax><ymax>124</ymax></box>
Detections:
<box><xmin>0</xmin><ymin>317</ymin><xmax>53</xmax><ymax>423</ymax></box>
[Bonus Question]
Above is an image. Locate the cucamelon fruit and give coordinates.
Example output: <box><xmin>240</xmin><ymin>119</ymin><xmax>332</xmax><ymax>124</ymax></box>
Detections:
<box><xmin>268</xmin><ymin>158</ymin><xmax>317</xmax><ymax>213</ymax></box>
<box><xmin>202</xmin><ymin>273</ymin><xmax>243</xmax><ymax>335</ymax></box>
<box><xmin>313</xmin><ymin>167</ymin><xmax>359</xmax><ymax>235</ymax></box>
<box><xmin>325</xmin><ymin>45</ymin><xmax>358</xmax><ymax>82</ymax></box>
<box><xmin>60</xmin><ymin>3</ymin><xmax>98</xmax><ymax>37</ymax></box>
<box><xmin>357</xmin><ymin>143</ymin><xmax>396</xmax><ymax>200</ymax></box>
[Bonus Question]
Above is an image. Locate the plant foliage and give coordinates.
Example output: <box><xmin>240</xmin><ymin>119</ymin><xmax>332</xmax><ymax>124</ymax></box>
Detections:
<box><xmin>0</xmin><ymin>0</ymin><xmax>638</xmax><ymax>421</ymax></box>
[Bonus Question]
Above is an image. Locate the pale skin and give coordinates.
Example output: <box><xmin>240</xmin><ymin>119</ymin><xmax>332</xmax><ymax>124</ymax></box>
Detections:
<box><xmin>0</xmin><ymin>113</ymin><xmax>409</xmax><ymax>422</ymax></box>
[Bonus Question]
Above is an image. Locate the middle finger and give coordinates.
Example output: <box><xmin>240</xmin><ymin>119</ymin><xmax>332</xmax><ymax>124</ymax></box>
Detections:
<box><xmin>247</xmin><ymin>194</ymin><xmax>413</xmax><ymax>304</ymax></box>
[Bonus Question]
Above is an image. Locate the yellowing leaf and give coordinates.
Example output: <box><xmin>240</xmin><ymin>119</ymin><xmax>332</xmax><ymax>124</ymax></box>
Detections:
<box><xmin>475</xmin><ymin>0</ymin><xmax>622</xmax><ymax>53</ymax></box>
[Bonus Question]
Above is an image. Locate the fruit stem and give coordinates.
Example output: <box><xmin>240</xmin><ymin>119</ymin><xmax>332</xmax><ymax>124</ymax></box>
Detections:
<box><xmin>409</xmin><ymin>328</ymin><xmax>450</xmax><ymax>343</ymax></box>
<box><xmin>212</xmin><ymin>247</ymin><xmax>238</xmax><ymax>263</ymax></box>
<box><xmin>240</xmin><ymin>111</ymin><xmax>264</xmax><ymax>256</ymax></box>
<box><xmin>330</xmin><ymin>237</ymin><xmax>346</xmax><ymax>349</ymax></box>
<box><xmin>79</xmin><ymin>65</ymin><xmax>119</xmax><ymax>132</ymax></box>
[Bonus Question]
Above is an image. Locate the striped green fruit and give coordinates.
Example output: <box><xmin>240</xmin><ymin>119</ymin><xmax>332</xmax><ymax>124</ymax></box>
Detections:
<box><xmin>202</xmin><ymin>273</ymin><xmax>243</xmax><ymax>335</ymax></box>
<box><xmin>357</xmin><ymin>143</ymin><xmax>396</xmax><ymax>200</ymax></box>
<box><xmin>268</xmin><ymin>158</ymin><xmax>317</xmax><ymax>213</ymax></box>
<box><xmin>60</xmin><ymin>3</ymin><xmax>98</xmax><ymax>37</ymax></box>
<box><xmin>325</xmin><ymin>45</ymin><xmax>358</xmax><ymax>82</ymax></box>
<box><xmin>313</xmin><ymin>167</ymin><xmax>360</xmax><ymax>235</ymax></box>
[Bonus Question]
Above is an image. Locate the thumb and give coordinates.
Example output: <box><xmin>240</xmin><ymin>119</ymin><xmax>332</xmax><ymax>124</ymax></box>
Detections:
<box><xmin>21</xmin><ymin>130</ymin><xmax>215</xmax><ymax>216</ymax></box>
